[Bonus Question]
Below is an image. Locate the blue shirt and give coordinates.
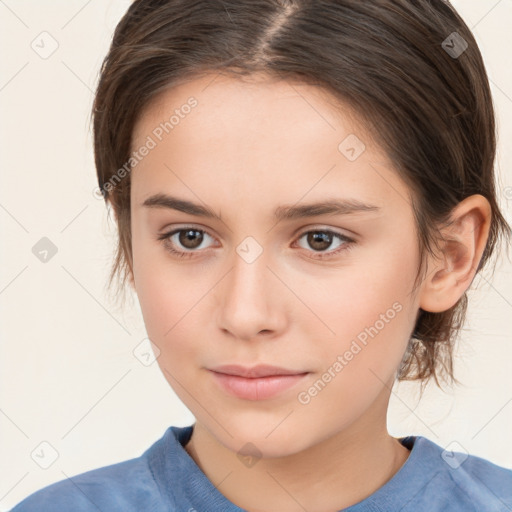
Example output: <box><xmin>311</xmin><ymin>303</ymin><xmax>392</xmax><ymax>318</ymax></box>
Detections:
<box><xmin>10</xmin><ymin>424</ymin><xmax>512</xmax><ymax>511</ymax></box>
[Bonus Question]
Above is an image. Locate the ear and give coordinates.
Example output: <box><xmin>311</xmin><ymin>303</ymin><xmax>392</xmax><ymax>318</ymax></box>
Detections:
<box><xmin>418</xmin><ymin>194</ymin><xmax>492</xmax><ymax>313</ymax></box>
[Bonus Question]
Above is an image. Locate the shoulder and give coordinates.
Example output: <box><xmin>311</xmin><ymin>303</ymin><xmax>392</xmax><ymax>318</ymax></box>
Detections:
<box><xmin>413</xmin><ymin>436</ymin><xmax>512</xmax><ymax>510</ymax></box>
<box><xmin>10</xmin><ymin>451</ymin><xmax>164</xmax><ymax>512</ymax></box>
<box><xmin>449</xmin><ymin>448</ymin><xmax>512</xmax><ymax>502</ymax></box>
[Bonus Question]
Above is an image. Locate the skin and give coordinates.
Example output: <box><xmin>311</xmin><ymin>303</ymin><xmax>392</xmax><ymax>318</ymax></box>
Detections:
<box><xmin>127</xmin><ymin>72</ymin><xmax>491</xmax><ymax>512</ymax></box>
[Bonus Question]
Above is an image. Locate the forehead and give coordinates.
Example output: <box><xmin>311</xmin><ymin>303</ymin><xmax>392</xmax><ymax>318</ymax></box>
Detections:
<box><xmin>133</xmin><ymin>71</ymin><xmax>369</xmax><ymax>150</ymax></box>
<box><xmin>130</xmin><ymin>72</ymin><xmax>412</xmax><ymax>217</ymax></box>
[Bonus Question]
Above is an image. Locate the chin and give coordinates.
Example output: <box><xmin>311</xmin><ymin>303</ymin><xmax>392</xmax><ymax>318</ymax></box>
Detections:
<box><xmin>207</xmin><ymin>415</ymin><xmax>316</xmax><ymax>460</ymax></box>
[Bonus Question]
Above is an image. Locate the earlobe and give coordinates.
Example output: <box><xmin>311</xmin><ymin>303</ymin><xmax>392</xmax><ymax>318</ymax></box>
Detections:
<box><xmin>419</xmin><ymin>194</ymin><xmax>491</xmax><ymax>313</ymax></box>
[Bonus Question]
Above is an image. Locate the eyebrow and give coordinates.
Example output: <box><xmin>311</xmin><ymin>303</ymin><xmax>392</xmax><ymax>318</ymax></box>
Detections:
<box><xmin>141</xmin><ymin>193</ymin><xmax>381</xmax><ymax>221</ymax></box>
<box><xmin>142</xmin><ymin>194</ymin><xmax>380</xmax><ymax>221</ymax></box>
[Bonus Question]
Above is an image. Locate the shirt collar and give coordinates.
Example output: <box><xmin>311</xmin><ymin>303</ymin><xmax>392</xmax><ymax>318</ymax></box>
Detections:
<box><xmin>147</xmin><ymin>424</ymin><xmax>440</xmax><ymax>511</ymax></box>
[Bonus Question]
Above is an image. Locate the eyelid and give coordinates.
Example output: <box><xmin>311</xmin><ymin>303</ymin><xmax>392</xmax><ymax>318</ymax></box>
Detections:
<box><xmin>158</xmin><ymin>223</ymin><xmax>217</xmax><ymax>242</ymax></box>
<box><xmin>157</xmin><ymin>225</ymin><xmax>218</xmax><ymax>249</ymax></box>
<box><xmin>294</xmin><ymin>224</ymin><xmax>357</xmax><ymax>239</ymax></box>
<box><xmin>158</xmin><ymin>223</ymin><xmax>355</xmax><ymax>243</ymax></box>
<box><xmin>158</xmin><ymin>223</ymin><xmax>356</xmax><ymax>260</ymax></box>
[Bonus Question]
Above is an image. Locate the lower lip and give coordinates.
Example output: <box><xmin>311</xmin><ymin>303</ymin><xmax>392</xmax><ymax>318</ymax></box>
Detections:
<box><xmin>209</xmin><ymin>371</ymin><xmax>309</xmax><ymax>400</ymax></box>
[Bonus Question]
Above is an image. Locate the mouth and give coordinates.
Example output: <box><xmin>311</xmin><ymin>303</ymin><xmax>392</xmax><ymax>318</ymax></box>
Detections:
<box><xmin>208</xmin><ymin>364</ymin><xmax>310</xmax><ymax>400</ymax></box>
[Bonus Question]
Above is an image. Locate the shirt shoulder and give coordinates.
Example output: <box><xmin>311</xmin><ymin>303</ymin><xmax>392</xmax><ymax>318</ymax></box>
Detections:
<box><xmin>347</xmin><ymin>436</ymin><xmax>512</xmax><ymax>512</ymax></box>
<box><xmin>401</xmin><ymin>437</ymin><xmax>512</xmax><ymax>512</ymax></box>
<box><xmin>445</xmin><ymin>448</ymin><xmax>512</xmax><ymax>510</ymax></box>
<box><xmin>9</xmin><ymin>450</ymin><xmax>165</xmax><ymax>512</ymax></box>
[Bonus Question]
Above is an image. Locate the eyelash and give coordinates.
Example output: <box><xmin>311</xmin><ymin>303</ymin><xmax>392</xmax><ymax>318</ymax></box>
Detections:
<box><xmin>157</xmin><ymin>226</ymin><xmax>356</xmax><ymax>261</ymax></box>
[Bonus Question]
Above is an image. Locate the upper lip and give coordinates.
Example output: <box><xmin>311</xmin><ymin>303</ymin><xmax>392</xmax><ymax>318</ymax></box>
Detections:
<box><xmin>209</xmin><ymin>364</ymin><xmax>308</xmax><ymax>378</ymax></box>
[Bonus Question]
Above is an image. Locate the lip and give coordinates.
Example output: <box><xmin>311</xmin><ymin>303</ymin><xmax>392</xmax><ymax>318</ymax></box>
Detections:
<box><xmin>208</xmin><ymin>364</ymin><xmax>309</xmax><ymax>400</ymax></box>
<box><xmin>209</xmin><ymin>364</ymin><xmax>307</xmax><ymax>378</ymax></box>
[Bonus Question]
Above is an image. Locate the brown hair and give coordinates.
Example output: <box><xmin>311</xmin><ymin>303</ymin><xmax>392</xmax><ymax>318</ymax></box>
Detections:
<box><xmin>92</xmin><ymin>0</ymin><xmax>511</xmax><ymax>390</ymax></box>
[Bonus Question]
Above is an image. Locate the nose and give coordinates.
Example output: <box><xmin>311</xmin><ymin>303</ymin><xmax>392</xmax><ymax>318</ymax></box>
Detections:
<box><xmin>215</xmin><ymin>246</ymin><xmax>287</xmax><ymax>341</ymax></box>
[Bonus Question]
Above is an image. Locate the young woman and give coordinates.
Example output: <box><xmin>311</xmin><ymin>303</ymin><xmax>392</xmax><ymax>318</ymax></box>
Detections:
<box><xmin>11</xmin><ymin>0</ymin><xmax>512</xmax><ymax>510</ymax></box>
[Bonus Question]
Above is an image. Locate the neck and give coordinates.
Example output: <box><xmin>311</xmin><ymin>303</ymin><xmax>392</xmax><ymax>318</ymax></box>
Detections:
<box><xmin>183</xmin><ymin>392</ymin><xmax>411</xmax><ymax>511</ymax></box>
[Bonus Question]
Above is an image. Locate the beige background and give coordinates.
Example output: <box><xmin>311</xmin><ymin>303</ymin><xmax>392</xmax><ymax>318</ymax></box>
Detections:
<box><xmin>1</xmin><ymin>0</ymin><xmax>511</xmax><ymax>509</ymax></box>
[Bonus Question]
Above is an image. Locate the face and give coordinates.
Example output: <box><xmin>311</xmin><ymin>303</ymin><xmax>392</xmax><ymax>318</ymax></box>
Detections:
<box><xmin>129</xmin><ymin>72</ymin><xmax>423</xmax><ymax>458</ymax></box>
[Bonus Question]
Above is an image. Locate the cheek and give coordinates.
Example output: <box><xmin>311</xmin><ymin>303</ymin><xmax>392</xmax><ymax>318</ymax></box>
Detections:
<box><xmin>132</xmin><ymin>232</ymin><xmax>187</xmax><ymax>340</ymax></box>
<box><xmin>135</xmin><ymin>269</ymin><xmax>192</xmax><ymax>342</ymax></box>
<box><xmin>304</xmin><ymin>247</ymin><xmax>418</xmax><ymax>368</ymax></box>
<box><xmin>295</xmin><ymin>267</ymin><xmax>416</xmax><ymax>425</ymax></box>
<box><xmin>135</xmin><ymin>277</ymin><xmax>202</xmax><ymax>386</ymax></box>
<box><xmin>132</xmin><ymin>241</ymin><xmax>214</xmax><ymax>372</ymax></box>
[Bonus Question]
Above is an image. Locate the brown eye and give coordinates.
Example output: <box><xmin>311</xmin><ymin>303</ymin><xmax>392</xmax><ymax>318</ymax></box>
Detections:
<box><xmin>295</xmin><ymin>229</ymin><xmax>355</xmax><ymax>260</ymax></box>
<box><xmin>178</xmin><ymin>229</ymin><xmax>204</xmax><ymax>250</ymax></box>
<box><xmin>157</xmin><ymin>227</ymin><xmax>215</xmax><ymax>259</ymax></box>
<box><xmin>157</xmin><ymin>226</ymin><xmax>355</xmax><ymax>261</ymax></box>
<box><xmin>306</xmin><ymin>231</ymin><xmax>333</xmax><ymax>251</ymax></box>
